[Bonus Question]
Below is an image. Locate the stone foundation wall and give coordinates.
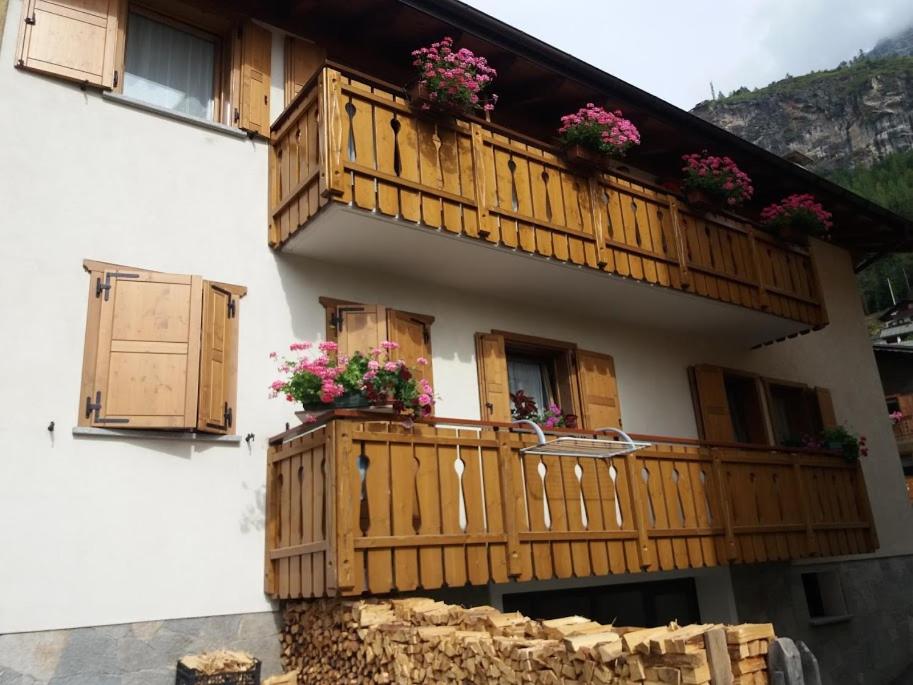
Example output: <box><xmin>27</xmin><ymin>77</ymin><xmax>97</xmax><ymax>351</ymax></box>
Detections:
<box><xmin>731</xmin><ymin>555</ymin><xmax>913</xmax><ymax>684</ymax></box>
<box><xmin>0</xmin><ymin>611</ymin><xmax>283</xmax><ymax>685</ymax></box>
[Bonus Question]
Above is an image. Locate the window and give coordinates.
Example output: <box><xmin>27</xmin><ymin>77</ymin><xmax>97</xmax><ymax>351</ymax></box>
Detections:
<box><xmin>79</xmin><ymin>260</ymin><xmax>245</xmax><ymax>433</ymax></box>
<box><xmin>15</xmin><ymin>1</ymin><xmax>274</xmax><ymax>136</ymax></box>
<box><xmin>765</xmin><ymin>382</ymin><xmax>822</xmax><ymax>446</ymax></box>
<box><xmin>801</xmin><ymin>571</ymin><xmax>850</xmax><ymax>623</ymax></box>
<box><xmin>123</xmin><ymin>10</ymin><xmax>218</xmax><ymax>120</ymax></box>
<box><xmin>475</xmin><ymin>331</ymin><xmax>622</xmax><ymax>430</ymax></box>
<box><xmin>887</xmin><ymin>396</ymin><xmax>901</xmax><ymax>414</ymax></box>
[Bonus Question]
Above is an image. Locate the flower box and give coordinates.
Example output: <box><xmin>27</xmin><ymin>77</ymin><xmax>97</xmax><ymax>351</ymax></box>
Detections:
<box><xmin>773</xmin><ymin>222</ymin><xmax>810</xmax><ymax>247</ymax></box>
<box><xmin>561</xmin><ymin>144</ymin><xmax>607</xmax><ymax>173</ymax></box>
<box><xmin>406</xmin><ymin>82</ymin><xmax>465</xmax><ymax>117</ymax></box>
<box><xmin>175</xmin><ymin>658</ymin><xmax>260</xmax><ymax>685</ymax></box>
<box><xmin>685</xmin><ymin>188</ymin><xmax>718</xmax><ymax>213</ymax></box>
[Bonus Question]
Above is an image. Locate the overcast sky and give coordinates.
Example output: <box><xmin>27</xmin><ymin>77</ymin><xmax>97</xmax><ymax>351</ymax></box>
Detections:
<box><xmin>463</xmin><ymin>0</ymin><xmax>913</xmax><ymax>110</ymax></box>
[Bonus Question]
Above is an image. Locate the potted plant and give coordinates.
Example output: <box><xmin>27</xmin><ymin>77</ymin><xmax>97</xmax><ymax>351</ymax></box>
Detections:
<box><xmin>681</xmin><ymin>151</ymin><xmax>754</xmax><ymax>211</ymax></box>
<box><xmin>510</xmin><ymin>390</ymin><xmax>577</xmax><ymax>429</ymax></box>
<box><xmin>760</xmin><ymin>193</ymin><xmax>833</xmax><ymax>245</ymax></box>
<box><xmin>803</xmin><ymin>426</ymin><xmax>867</xmax><ymax>463</ymax></box>
<box><xmin>269</xmin><ymin>341</ymin><xmax>435</xmax><ymax>423</ymax></box>
<box><xmin>409</xmin><ymin>36</ymin><xmax>497</xmax><ymax>116</ymax></box>
<box><xmin>557</xmin><ymin>103</ymin><xmax>640</xmax><ymax>171</ymax></box>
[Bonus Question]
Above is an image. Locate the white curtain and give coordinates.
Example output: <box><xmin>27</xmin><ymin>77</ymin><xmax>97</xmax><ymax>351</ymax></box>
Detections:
<box><xmin>508</xmin><ymin>359</ymin><xmax>548</xmax><ymax>412</ymax></box>
<box><xmin>123</xmin><ymin>13</ymin><xmax>215</xmax><ymax>120</ymax></box>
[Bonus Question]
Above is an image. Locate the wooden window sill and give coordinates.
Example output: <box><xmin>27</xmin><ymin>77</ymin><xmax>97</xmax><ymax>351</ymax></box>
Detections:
<box><xmin>102</xmin><ymin>92</ymin><xmax>250</xmax><ymax>140</ymax></box>
<box><xmin>72</xmin><ymin>427</ymin><xmax>242</xmax><ymax>443</ymax></box>
<box><xmin>808</xmin><ymin>614</ymin><xmax>853</xmax><ymax>627</ymax></box>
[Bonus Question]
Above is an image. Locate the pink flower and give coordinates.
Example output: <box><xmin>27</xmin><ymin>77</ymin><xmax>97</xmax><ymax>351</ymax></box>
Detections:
<box><xmin>418</xmin><ymin>393</ymin><xmax>432</xmax><ymax>407</ymax></box>
<box><xmin>384</xmin><ymin>361</ymin><xmax>399</xmax><ymax>372</ymax></box>
<box><xmin>301</xmin><ymin>414</ymin><xmax>317</xmax><ymax>424</ymax></box>
<box><xmin>368</xmin><ymin>360</ymin><xmax>380</xmax><ymax>371</ymax></box>
<box><xmin>269</xmin><ymin>351</ymin><xmax>278</xmax><ymax>359</ymax></box>
<box><xmin>318</xmin><ymin>341</ymin><xmax>338</xmax><ymax>353</ymax></box>
<box><xmin>416</xmin><ymin>356</ymin><xmax>428</xmax><ymax>365</ymax></box>
<box><xmin>381</xmin><ymin>340</ymin><xmax>400</xmax><ymax>351</ymax></box>
<box><xmin>289</xmin><ymin>342</ymin><xmax>311</xmax><ymax>352</ymax></box>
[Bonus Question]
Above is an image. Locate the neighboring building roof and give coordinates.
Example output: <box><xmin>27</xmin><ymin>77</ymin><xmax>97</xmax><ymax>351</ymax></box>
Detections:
<box><xmin>291</xmin><ymin>0</ymin><xmax>913</xmax><ymax>262</ymax></box>
<box><xmin>879</xmin><ymin>300</ymin><xmax>913</xmax><ymax>323</ymax></box>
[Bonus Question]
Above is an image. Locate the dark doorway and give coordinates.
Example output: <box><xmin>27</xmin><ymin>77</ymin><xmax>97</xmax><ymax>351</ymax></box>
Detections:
<box><xmin>502</xmin><ymin>578</ymin><xmax>700</xmax><ymax>627</ymax></box>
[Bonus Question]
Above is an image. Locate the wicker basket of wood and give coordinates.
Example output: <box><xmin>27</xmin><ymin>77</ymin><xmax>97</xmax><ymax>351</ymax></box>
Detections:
<box><xmin>175</xmin><ymin>651</ymin><xmax>261</xmax><ymax>685</ymax></box>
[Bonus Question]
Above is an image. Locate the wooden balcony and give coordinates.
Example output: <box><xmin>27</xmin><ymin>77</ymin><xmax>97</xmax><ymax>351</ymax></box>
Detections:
<box><xmin>264</xmin><ymin>413</ymin><xmax>876</xmax><ymax>599</ymax></box>
<box><xmin>268</xmin><ymin>66</ymin><xmax>827</xmax><ymax>333</ymax></box>
<box><xmin>894</xmin><ymin>416</ymin><xmax>913</xmax><ymax>454</ymax></box>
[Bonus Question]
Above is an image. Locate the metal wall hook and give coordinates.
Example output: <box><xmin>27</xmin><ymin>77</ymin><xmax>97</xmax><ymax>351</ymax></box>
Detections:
<box><xmin>47</xmin><ymin>421</ymin><xmax>55</xmax><ymax>432</ymax></box>
<box><xmin>244</xmin><ymin>433</ymin><xmax>255</xmax><ymax>444</ymax></box>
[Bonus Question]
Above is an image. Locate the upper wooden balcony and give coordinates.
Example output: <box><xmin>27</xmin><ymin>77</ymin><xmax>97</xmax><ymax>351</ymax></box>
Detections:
<box><xmin>264</xmin><ymin>413</ymin><xmax>875</xmax><ymax>600</ymax></box>
<box><xmin>268</xmin><ymin>66</ymin><xmax>827</xmax><ymax>344</ymax></box>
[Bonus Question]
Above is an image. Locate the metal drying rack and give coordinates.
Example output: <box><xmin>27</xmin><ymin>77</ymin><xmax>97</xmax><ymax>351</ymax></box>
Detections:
<box><xmin>513</xmin><ymin>420</ymin><xmax>652</xmax><ymax>459</ymax></box>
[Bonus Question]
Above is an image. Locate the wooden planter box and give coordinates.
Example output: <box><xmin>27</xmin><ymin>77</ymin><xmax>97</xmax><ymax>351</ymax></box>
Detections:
<box><xmin>406</xmin><ymin>82</ymin><xmax>466</xmax><ymax>118</ymax></box>
<box><xmin>561</xmin><ymin>144</ymin><xmax>609</xmax><ymax>173</ymax></box>
<box><xmin>684</xmin><ymin>188</ymin><xmax>719</xmax><ymax>213</ymax></box>
<box><xmin>175</xmin><ymin>660</ymin><xmax>260</xmax><ymax>685</ymax></box>
<box><xmin>773</xmin><ymin>222</ymin><xmax>810</xmax><ymax>247</ymax></box>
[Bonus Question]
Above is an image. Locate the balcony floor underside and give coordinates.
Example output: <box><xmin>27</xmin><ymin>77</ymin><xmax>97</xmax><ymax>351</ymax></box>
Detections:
<box><xmin>282</xmin><ymin>204</ymin><xmax>815</xmax><ymax>347</ymax></box>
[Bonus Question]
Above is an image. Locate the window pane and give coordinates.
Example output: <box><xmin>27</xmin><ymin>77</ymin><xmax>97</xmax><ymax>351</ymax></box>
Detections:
<box><xmin>508</xmin><ymin>358</ymin><xmax>548</xmax><ymax>413</ymax></box>
<box><xmin>123</xmin><ymin>13</ymin><xmax>215</xmax><ymax>120</ymax></box>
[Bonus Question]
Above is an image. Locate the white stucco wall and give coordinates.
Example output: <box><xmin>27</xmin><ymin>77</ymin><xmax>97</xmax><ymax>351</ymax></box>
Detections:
<box><xmin>0</xmin><ymin>0</ymin><xmax>909</xmax><ymax>634</ymax></box>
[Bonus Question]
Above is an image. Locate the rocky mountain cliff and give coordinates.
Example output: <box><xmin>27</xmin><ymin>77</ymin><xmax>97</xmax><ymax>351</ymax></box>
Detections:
<box><xmin>691</xmin><ymin>39</ymin><xmax>913</xmax><ymax>173</ymax></box>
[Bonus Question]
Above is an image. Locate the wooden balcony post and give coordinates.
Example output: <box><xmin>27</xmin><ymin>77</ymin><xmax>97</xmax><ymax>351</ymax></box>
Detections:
<box><xmin>588</xmin><ymin>176</ymin><xmax>610</xmax><ymax>269</ymax></box>
<box><xmin>623</xmin><ymin>451</ymin><xmax>653</xmax><ymax>569</ymax></box>
<box><xmin>496</xmin><ymin>430</ymin><xmax>522</xmax><ymax>577</ymax></box>
<box><xmin>668</xmin><ymin>198</ymin><xmax>691</xmax><ymax>289</ymax></box>
<box><xmin>319</xmin><ymin>67</ymin><xmax>345</xmax><ymax>198</ymax></box>
<box><xmin>710</xmin><ymin>448</ymin><xmax>739</xmax><ymax>560</ymax></box>
<box><xmin>264</xmin><ymin>445</ymin><xmax>280</xmax><ymax>596</ymax></box>
<box><xmin>747</xmin><ymin>227</ymin><xmax>770</xmax><ymax>310</ymax></box>
<box><xmin>333</xmin><ymin>419</ymin><xmax>357</xmax><ymax>590</ymax></box>
<box><xmin>470</xmin><ymin>123</ymin><xmax>494</xmax><ymax>239</ymax></box>
<box><xmin>851</xmin><ymin>461</ymin><xmax>879</xmax><ymax>551</ymax></box>
<box><xmin>792</xmin><ymin>461</ymin><xmax>819</xmax><ymax>556</ymax></box>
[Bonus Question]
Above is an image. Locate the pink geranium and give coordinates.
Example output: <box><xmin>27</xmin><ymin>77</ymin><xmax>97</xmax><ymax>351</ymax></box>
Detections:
<box><xmin>760</xmin><ymin>194</ymin><xmax>833</xmax><ymax>238</ymax></box>
<box><xmin>412</xmin><ymin>37</ymin><xmax>497</xmax><ymax>114</ymax></box>
<box><xmin>681</xmin><ymin>151</ymin><xmax>754</xmax><ymax>207</ymax></box>
<box><xmin>558</xmin><ymin>104</ymin><xmax>640</xmax><ymax>158</ymax></box>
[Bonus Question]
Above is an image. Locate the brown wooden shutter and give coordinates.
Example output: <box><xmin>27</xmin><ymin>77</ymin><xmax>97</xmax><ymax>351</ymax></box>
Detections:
<box><xmin>197</xmin><ymin>281</ymin><xmax>245</xmax><ymax>434</ymax></box>
<box><xmin>690</xmin><ymin>365</ymin><xmax>736</xmax><ymax>443</ymax></box>
<box><xmin>238</xmin><ymin>21</ymin><xmax>271</xmax><ymax>136</ymax></box>
<box><xmin>815</xmin><ymin>387</ymin><xmax>837</xmax><ymax>429</ymax></box>
<box><xmin>386</xmin><ymin>309</ymin><xmax>434</xmax><ymax>385</ymax></box>
<box><xmin>284</xmin><ymin>36</ymin><xmax>324</xmax><ymax>106</ymax></box>
<box><xmin>576</xmin><ymin>350</ymin><xmax>622</xmax><ymax>430</ymax></box>
<box><xmin>15</xmin><ymin>0</ymin><xmax>122</xmax><ymax>88</ymax></box>
<box><xmin>475</xmin><ymin>333</ymin><xmax>511</xmax><ymax>422</ymax></box>
<box><xmin>87</xmin><ymin>265</ymin><xmax>203</xmax><ymax>428</ymax></box>
<box><xmin>332</xmin><ymin>304</ymin><xmax>387</xmax><ymax>357</ymax></box>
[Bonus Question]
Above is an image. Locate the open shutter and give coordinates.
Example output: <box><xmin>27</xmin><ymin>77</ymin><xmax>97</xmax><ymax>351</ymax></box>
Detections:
<box><xmin>197</xmin><ymin>281</ymin><xmax>245</xmax><ymax>434</ymax></box>
<box><xmin>285</xmin><ymin>36</ymin><xmax>324</xmax><ymax>106</ymax></box>
<box><xmin>386</xmin><ymin>309</ymin><xmax>434</xmax><ymax>385</ymax></box>
<box><xmin>475</xmin><ymin>333</ymin><xmax>511</xmax><ymax>422</ymax></box>
<box><xmin>691</xmin><ymin>365</ymin><xmax>735</xmax><ymax>442</ymax></box>
<box><xmin>576</xmin><ymin>350</ymin><xmax>622</xmax><ymax>430</ymax></box>
<box><xmin>15</xmin><ymin>0</ymin><xmax>122</xmax><ymax>88</ymax></box>
<box><xmin>238</xmin><ymin>21</ymin><xmax>271</xmax><ymax>136</ymax></box>
<box><xmin>87</xmin><ymin>265</ymin><xmax>203</xmax><ymax>428</ymax></box>
<box><xmin>815</xmin><ymin>387</ymin><xmax>837</xmax><ymax>429</ymax></box>
<box><xmin>332</xmin><ymin>304</ymin><xmax>387</xmax><ymax>357</ymax></box>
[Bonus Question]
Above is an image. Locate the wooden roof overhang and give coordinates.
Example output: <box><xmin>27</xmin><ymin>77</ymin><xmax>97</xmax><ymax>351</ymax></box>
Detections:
<box><xmin>250</xmin><ymin>0</ymin><xmax>913</xmax><ymax>267</ymax></box>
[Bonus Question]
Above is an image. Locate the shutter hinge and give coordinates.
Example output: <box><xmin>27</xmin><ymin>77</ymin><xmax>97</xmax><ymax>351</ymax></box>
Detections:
<box><xmin>330</xmin><ymin>312</ymin><xmax>343</xmax><ymax>331</ymax></box>
<box><xmin>227</xmin><ymin>297</ymin><xmax>236</xmax><ymax>318</ymax></box>
<box><xmin>85</xmin><ymin>391</ymin><xmax>130</xmax><ymax>424</ymax></box>
<box><xmin>113</xmin><ymin>70</ymin><xmax>118</xmax><ymax>88</ymax></box>
<box><xmin>224</xmin><ymin>402</ymin><xmax>233</xmax><ymax>428</ymax></box>
<box><xmin>234</xmin><ymin>107</ymin><xmax>240</xmax><ymax>123</ymax></box>
<box><xmin>25</xmin><ymin>14</ymin><xmax>36</xmax><ymax>25</ymax></box>
<box><xmin>96</xmin><ymin>271</ymin><xmax>140</xmax><ymax>301</ymax></box>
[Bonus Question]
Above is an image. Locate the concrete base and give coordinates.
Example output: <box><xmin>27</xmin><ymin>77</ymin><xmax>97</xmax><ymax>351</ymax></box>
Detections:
<box><xmin>0</xmin><ymin>611</ymin><xmax>283</xmax><ymax>685</ymax></box>
<box><xmin>731</xmin><ymin>555</ymin><xmax>913</xmax><ymax>685</ymax></box>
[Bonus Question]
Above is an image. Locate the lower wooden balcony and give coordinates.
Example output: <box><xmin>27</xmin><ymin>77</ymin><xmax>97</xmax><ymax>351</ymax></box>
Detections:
<box><xmin>268</xmin><ymin>66</ymin><xmax>827</xmax><ymax>346</ymax></box>
<box><xmin>264</xmin><ymin>413</ymin><xmax>876</xmax><ymax>599</ymax></box>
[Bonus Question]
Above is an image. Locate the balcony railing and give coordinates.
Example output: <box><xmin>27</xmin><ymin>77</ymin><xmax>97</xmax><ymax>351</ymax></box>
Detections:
<box><xmin>268</xmin><ymin>66</ymin><xmax>827</xmax><ymax>329</ymax></box>
<box><xmin>894</xmin><ymin>416</ymin><xmax>913</xmax><ymax>445</ymax></box>
<box><xmin>264</xmin><ymin>413</ymin><xmax>875</xmax><ymax>599</ymax></box>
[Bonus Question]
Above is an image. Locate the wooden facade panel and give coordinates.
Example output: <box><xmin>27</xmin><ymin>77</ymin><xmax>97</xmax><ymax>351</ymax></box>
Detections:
<box><xmin>269</xmin><ymin>68</ymin><xmax>826</xmax><ymax>327</ymax></box>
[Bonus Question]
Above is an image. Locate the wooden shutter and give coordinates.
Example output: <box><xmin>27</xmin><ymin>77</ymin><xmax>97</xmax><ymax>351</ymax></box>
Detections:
<box><xmin>197</xmin><ymin>281</ymin><xmax>245</xmax><ymax>434</ymax></box>
<box><xmin>576</xmin><ymin>350</ymin><xmax>622</xmax><ymax>430</ymax></box>
<box><xmin>475</xmin><ymin>333</ymin><xmax>511</xmax><ymax>421</ymax></box>
<box><xmin>691</xmin><ymin>365</ymin><xmax>735</xmax><ymax>443</ymax></box>
<box><xmin>284</xmin><ymin>36</ymin><xmax>324</xmax><ymax>106</ymax></box>
<box><xmin>238</xmin><ymin>20</ymin><xmax>271</xmax><ymax>136</ymax></box>
<box><xmin>87</xmin><ymin>265</ymin><xmax>203</xmax><ymax>428</ymax></box>
<box><xmin>386</xmin><ymin>309</ymin><xmax>434</xmax><ymax>385</ymax></box>
<box><xmin>332</xmin><ymin>304</ymin><xmax>387</xmax><ymax>357</ymax></box>
<box><xmin>815</xmin><ymin>387</ymin><xmax>837</xmax><ymax>429</ymax></box>
<box><xmin>15</xmin><ymin>0</ymin><xmax>122</xmax><ymax>88</ymax></box>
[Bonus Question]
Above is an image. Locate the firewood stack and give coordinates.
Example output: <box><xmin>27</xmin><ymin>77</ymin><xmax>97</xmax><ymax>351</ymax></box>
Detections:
<box><xmin>279</xmin><ymin>598</ymin><xmax>778</xmax><ymax>684</ymax></box>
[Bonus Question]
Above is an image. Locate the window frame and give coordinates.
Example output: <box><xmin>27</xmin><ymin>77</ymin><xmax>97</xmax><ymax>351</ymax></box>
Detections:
<box><xmin>117</xmin><ymin>2</ymin><xmax>230</xmax><ymax>124</ymax></box>
<box><xmin>762</xmin><ymin>376</ymin><xmax>823</xmax><ymax>447</ymax></box>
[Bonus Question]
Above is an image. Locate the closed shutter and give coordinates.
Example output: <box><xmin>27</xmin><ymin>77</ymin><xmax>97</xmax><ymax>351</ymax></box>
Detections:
<box><xmin>815</xmin><ymin>387</ymin><xmax>837</xmax><ymax>429</ymax></box>
<box><xmin>88</xmin><ymin>266</ymin><xmax>203</xmax><ymax>428</ymax></box>
<box><xmin>238</xmin><ymin>20</ymin><xmax>271</xmax><ymax>136</ymax></box>
<box><xmin>284</xmin><ymin>36</ymin><xmax>324</xmax><ymax>106</ymax></box>
<box><xmin>332</xmin><ymin>304</ymin><xmax>387</xmax><ymax>358</ymax></box>
<box><xmin>15</xmin><ymin>0</ymin><xmax>122</xmax><ymax>88</ymax></box>
<box><xmin>197</xmin><ymin>281</ymin><xmax>245</xmax><ymax>434</ymax></box>
<box><xmin>691</xmin><ymin>365</ymin><xmax>735</xmax><ymax>443</ymax></box>
<box><xmin>386</xmin><ymin>309</ymin><xmax>434</xmax><ymax>385</ymax></box>
<box><xmin>475</xmin><ymin>333</ymin><xmax>511</xmax><ymax>422</ymax></box>
<box><xmin>576</xmin><ymin>350</ymin><xmax>622</xmax><ymax>430</ymax></box>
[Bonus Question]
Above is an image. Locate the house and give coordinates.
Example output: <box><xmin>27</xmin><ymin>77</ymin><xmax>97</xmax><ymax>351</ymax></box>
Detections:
<box><xmin>2</xmin><ymin>0</ymin><xmax>913</xmax><ymax>682</ymax></box>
